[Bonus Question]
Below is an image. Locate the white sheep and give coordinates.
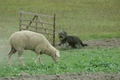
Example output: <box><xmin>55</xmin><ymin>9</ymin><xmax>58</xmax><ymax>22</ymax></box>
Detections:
<box><xmin>8</xmin><ymin>30</ymin><xmax>60</xmax><ymax>66</ymax></box>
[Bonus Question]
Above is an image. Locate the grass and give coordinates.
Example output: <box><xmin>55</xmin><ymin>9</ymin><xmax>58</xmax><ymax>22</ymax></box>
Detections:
<box><xmin>0</xmin><ymin>0</ymin><xmax>120</xmax><ymax>40</ymax></box>
<box><xmin>0</xmin><ymin>0</ymin><xmax>120</xmax><ymax>77</ymax></box>
<box><xmin>0</xmin><ymin>48</ymin><xmax>120</xmax><ymax>77</ymax></box>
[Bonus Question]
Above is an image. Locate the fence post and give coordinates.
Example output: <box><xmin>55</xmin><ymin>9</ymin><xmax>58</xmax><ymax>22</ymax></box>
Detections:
<box><xmin>36</xmin><ymin>15</ymin><xmax>38</xmax><ymax>31</ymax></box>
<box><xmin>53</xmin><ymin>14</ymin><xmax>56</xmax><ymax>46</ymax></box>
<box><xmin>19</xmin><ymin>11</ymin><xmax>22</xmax><ymax>31</ymax></box>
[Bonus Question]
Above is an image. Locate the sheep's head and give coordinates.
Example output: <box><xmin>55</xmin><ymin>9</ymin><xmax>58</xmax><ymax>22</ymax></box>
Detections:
<box><xmin>51</xmin><ymin>50</ymin><xmax>60</xmax><ymax>63</ymax></box>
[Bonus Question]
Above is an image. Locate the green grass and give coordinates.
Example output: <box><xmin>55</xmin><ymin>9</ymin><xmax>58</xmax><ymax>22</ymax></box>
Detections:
<box><xmin>0</xmin><ymin>48</ymin><xmax>120</xmax><ymax>77</ymax></box>
<box><xmin>0</xmin><ymin>0</ymin><xmax>120</xmax><ymax>40</ymax></box>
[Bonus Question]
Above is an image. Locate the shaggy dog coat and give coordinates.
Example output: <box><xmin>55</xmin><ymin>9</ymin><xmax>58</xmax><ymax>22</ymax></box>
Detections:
<box><xmin>58</xmin><ymin>31</ymin><xmax>88</xmax><ymax>48</ymax></box>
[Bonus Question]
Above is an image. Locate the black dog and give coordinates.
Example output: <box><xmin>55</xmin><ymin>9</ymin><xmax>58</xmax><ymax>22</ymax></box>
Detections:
<box><xmin>58</xmin><ymin>31</ymin><xmax>88</xmax><ymax>48</ymax></box>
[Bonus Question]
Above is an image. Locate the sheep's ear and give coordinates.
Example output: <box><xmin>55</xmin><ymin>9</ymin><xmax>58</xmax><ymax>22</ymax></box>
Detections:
<box><xmin>56</xmin><ymin>51</ymin><xmax>60</xmax><ymax>57</ymax></box>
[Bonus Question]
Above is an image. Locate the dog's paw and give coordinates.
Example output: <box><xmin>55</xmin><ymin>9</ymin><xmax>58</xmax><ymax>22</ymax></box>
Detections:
<box><xmin>58</xmin><ymin>43</ymin><xmax>61</xmax><ymax>46</ymax></box>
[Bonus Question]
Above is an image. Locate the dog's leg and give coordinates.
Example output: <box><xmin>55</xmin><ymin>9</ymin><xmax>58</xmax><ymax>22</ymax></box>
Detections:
<box><xmin>64</xmin><ymin>42</ymin><xmax>69</xmax><ymax>48</ymax></box>
<box><xmin>58</xmin><ymin>42</ymin><xmax>63</xmax><ymax>46</ymax></box>
<box><xmin>75</xmin><ymin>43</ymin><xmax>80</xmax><ymax>48</ymax></box>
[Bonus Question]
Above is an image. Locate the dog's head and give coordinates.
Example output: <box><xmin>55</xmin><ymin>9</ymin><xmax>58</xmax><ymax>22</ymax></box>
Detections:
<box><xmin>58</xmin><ymin>31</ymin><xmax>67</xmax><ymax>41</ymax></box>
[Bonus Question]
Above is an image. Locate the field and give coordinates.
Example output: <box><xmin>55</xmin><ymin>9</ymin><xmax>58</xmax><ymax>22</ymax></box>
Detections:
<box><xmin>0</xmin><ymin>39</ymin><xmax>120</xmax><ymax>80</ymax></box>
<box><xmin>0</xmin><ymin>0</ymin><xmax>120</xmax><ymax>80</ymax></box>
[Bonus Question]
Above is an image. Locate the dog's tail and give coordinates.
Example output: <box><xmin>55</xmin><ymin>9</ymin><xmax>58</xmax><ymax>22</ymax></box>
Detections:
<box><xmin>80</xmin><ymin>42</ymin><xmax>88</xmax><ymax>47</ymax></box>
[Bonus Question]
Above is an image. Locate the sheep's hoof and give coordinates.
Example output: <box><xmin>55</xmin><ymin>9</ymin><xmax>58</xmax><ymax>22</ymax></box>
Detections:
<box><xmin>41</xmin><ymin>63</ymin><xmax>44</xmax><ymax>66</ymax></box>
<box><xmin>34</xmin><ymin>61</ymin><xmax>37</xmax><ymax>65</ymax></box>
<box><xmin>22</xmin><ymin>64</ymin><xmax>26</xmax><ymax>66</ymax></box>
<box><xmin>8</xmin><ymin>64</ymin><xmax>12</xmax><ymax>67</ymax></box>
<box><xmin>8</xmin><ymin>62</ymin><xmax>12</xmax><ymax>67</ymax></box>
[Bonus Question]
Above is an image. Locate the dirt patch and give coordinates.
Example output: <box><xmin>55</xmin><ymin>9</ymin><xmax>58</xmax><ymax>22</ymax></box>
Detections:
<box><xmin>84</xmin><ymin>38</ymin><xmax>120</xmax><ymax>49</ymax></box>
<box><xmin>0</xmin><ymin>38</ymin><xmax>120</xmax><ymax>80</ymax></box>
<box><xmin>1</xmin><ymin>72</ymin><xmax>120</xmax><ymax>80</ymax></box>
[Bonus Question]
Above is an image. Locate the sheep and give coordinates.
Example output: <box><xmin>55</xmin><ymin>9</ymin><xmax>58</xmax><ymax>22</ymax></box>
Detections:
<box><xmin>8</xmin><ymin>30</ymin><xmax>60</xmax><ymax>66</ymax></box>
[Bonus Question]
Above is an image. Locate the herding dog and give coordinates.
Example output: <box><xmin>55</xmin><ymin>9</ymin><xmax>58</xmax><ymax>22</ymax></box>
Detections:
<box><xmin>58</xmin><ymin>31</ymin><xmax>88</xmax><ymax>48</ymax></box>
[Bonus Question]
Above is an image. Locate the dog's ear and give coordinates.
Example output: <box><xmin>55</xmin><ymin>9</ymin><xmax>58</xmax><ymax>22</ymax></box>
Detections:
<box><xmin>58</xmin><ymin>31</ymin><xmax>62</xmax><ymax>34</ymax></box>
<box><xmin>58</xmin><ymin>30</ymin><xmax>68</xmax><ymax>35</ymax></box>
<box><xmin>63</xmin><ymin>31</ymin><xmax>67</xmax><ymax>35</ymax></box>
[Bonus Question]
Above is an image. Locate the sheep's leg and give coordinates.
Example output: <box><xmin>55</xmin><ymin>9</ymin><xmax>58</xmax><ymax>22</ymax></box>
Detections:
<box><xmin>34</xmin><ymin>54</ymin><xmax>40</xmax><ymax>64</ymax></box>
<box><xmin>34</xmin><ymin>53</ymin><xmax>43</xmax><ymax>65</ymax></box>
<box><xmin>38</xmin><ymin>55</ymin><xmax>43</xmax><ymax>65</ymax></box>
<box><xmin>34</xmin><ymin>47</ymin><xmax>43</xmax><ymax>65</ymax></box>
<box><xmin>17</xmin><ymin>50</ymin><xmax>26</xmax><ymax>66</ymax></box>
<box><xmin>8</xmin><ymin>46</ymin><xmax>16</xmax><ymax>66</ymax></box>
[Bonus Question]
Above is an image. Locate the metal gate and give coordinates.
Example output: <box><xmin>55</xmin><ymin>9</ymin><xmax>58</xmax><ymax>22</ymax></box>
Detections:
<box><xmin>19</xmin><ymin>11</ymin><xmax>56</xmax><ymax>46</ymax></box>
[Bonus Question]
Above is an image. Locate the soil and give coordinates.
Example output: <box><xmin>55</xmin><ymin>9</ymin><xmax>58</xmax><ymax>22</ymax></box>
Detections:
<box><xmin>0</xmin><ymin>38</ymin><xmax>120</xmax><ymax>80</ymax></box>
<box><xmin>1</xmin><ymin>72</ymin><xmax>120</xmax><ymax>80</ymax></box>
<box><xmin>84</xmin><ymin>38</ymin><xmax>120</xmax><ymax>49</ymax></box>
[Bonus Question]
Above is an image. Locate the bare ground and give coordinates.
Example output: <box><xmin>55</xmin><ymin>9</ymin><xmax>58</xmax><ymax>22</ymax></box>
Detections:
<box><xmin>0</xmin><ymin>38</ymin><xmax>120</xmax><ymax>80</ymax></box>
<box><xmin>1</xmin><ymin>72</ymin><xmax>120</xmax><ymax>80</ymax></box>
<box><xmin>84</xmin><ymin>38</ymin><xmax>120</xmax><ymax>49</ymax></box>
